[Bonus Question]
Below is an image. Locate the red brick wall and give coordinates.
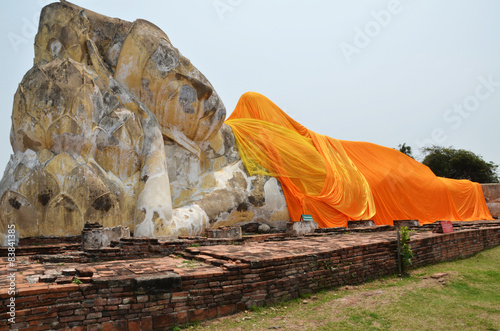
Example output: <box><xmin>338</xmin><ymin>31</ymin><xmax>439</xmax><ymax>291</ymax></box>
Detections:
<box><xmin>1</xmin><ymin>227</ymin><xmax>499</xmax><ymax>330</ymax></box>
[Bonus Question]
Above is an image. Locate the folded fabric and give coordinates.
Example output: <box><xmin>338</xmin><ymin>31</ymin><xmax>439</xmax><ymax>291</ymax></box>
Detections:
<box><xmin>226</xmin><ymin>92</ymin><xmax>492</xmax><ymax>227</ymax></box>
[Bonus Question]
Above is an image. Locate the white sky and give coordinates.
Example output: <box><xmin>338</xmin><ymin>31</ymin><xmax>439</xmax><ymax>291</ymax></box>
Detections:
<box><xmin>0</xmin><ymin>0</ymin><xmax>499</xmax><ymax>174</ymax></box>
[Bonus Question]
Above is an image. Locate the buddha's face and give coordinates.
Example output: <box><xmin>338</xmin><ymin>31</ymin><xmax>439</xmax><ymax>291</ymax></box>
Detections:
<box><xmin>34</xmin><ymin>4</ymin><xmax>226</xmax><ymax>143</ymax></box>
<box><xmin>114</xmin><ymin>20</ymin><xmax>226</xmax><ymax>142</ymax></box>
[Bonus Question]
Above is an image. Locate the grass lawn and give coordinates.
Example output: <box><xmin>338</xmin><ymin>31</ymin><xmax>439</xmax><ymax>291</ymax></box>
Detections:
<box><xmin>188</xmin><ymin>245</ymin><xmax>500</xmax><ymax>331</ymax></box>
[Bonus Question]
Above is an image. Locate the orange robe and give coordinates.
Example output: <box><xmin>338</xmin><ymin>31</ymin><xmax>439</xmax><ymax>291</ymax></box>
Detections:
<box><xmin>226</xmin><ymin>92</ymin><xmax>492</xmax><ymax>228</ymax></box>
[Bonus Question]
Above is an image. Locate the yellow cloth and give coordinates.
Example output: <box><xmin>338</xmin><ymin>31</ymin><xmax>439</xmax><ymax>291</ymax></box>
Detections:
<box><xmin>226</xmin><ymin>92</ymin><xmax>493</xmax><ymax>228</ymax></box>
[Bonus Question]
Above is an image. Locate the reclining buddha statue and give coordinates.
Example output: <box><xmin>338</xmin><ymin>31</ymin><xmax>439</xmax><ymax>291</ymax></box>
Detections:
<box><xmin>0</xmin><ymin>1</ymin><xmax>290</xmax><ymax>241</ymax></box>
<box><xmin>0</xmin><ymin>1</ymin><xmax>492</xmax><ymax>243</ymax></box>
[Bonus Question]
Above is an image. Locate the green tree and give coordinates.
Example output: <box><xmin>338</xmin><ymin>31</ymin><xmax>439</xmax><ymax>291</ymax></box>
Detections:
<box><xmin>396</xmin><ymin>143</ymin><xmax>413</xmax><ymax>158</ymax></box>
<box><xmin>421</xmin><ymin>146</ymin><xmax>499</xmax><ymax>183</ymax></box>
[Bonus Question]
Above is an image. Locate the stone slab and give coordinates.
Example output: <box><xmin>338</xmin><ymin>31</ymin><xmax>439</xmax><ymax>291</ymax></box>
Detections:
<box><xmin>205</xmin><ymin>227</ymin><xmax>242</xmax><ymax>239</ymax></box>
<box><xmin>393</xmin><ymin>220</ymin><xmax>420</xmax><ymax>228</ymax></box>
<box><xmin>82</xmin><ymin>225</ymin><xmax>130</xmax><ymax>250</ymax></box>
<box><xmin>286</xmin><ymin>221</ymin><xmax>319</xmax><ymax>236</ymax></box>
<box><xmin>347</xmin><ymin>220</ymin><xmax>375</xmax><ymax>228</ymax></box>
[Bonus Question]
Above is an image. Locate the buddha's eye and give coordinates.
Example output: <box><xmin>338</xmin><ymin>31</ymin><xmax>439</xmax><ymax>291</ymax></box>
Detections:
<box><xmin>152</xmin><ymin>39</ymin><xmax>179</xmax><ymax>74</ymax></box>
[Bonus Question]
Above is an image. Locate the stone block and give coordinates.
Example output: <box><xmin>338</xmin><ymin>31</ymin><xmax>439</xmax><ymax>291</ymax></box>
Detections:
<box><xmin>39</xmin><ymin>275</ymin><xmax>57</xmax><ymax>283</ymax></box>
<box><xmin>61</xmin><ymin>268</ymin><xmax>77</xmax><ymax>276</ymax></box>
<box><xmin>75</xmin><ymin>267</ymin><xmax>94</xmax><ymax>277</ymax></box>
<box><xmin>481</xmin><ymin>184</ymin><xmax>500</xmax><ymax>218</ymax></box>
<box><xmin>486</xmin><ymin>203</ymin><xmax>500</xmax><ymax>218</ymax></box>
<box><xmin>205</xmin><ymin>227</ymin><xmax>242</xmax><ymax>239</ymax></box>
<box><xmin>393</xmin><ymin>220</ymin><xmax>420</xmax><ymax>228</ymax></box>
<box><xmin>347</xmin><ymin>220</ymin><xmax>375</xmax><ymax>228</ymax></box>
<box><xmin>286</xmin><ymin>221</ymin><xmax>318</xmax><ymax>236</ymax></box>
<box><xmin>133</xmin><ymin>273</ymin><xmax>181</xmax><ymax>293</ymax></box>
<box><xmin>258</xmin><ymin>223</ymin><xmax>271</xmax><ymax>233</ymax></box>
<box><xmin>241</xmin><ymin>222</ymin><xmax>274</xmax><ymax>233</ymax></box>
<box><xmin>241</xmin><ymin>222</ymin><xmax>260</xmax><ymax>233</ymax></box>
<box><xmin>81</xmin><ymin>223</ymin><xmax>130</xmax><ymax>250</ymax></box>
<box><xmin>481</xmin><ymin>183</ymin><xmax>500</xmax><ymax>201</ymax></box>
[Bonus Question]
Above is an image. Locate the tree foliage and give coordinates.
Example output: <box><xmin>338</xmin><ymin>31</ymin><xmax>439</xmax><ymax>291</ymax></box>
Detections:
<box><xmin>421</xmin><ymin>146</ymin><xmax>499</xmax><ymax>183</ymax></box>
<box><xmin>396</xmin><ymin>143</ymin><xmax>413</xmax><ymax>158</ymax></box>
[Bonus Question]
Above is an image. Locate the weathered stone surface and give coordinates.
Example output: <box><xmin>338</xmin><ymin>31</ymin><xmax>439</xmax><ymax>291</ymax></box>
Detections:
<box><xmin>76</xmin><ymin>267</ymin><xmax>94</xmax><ymax>277</ymax></box>
<box><xmin>257</xmin><ymin>223</ymin><xmax>271</xmax><ymax>233</ymax></box>
<box><xmin>393</xmin><ymin>220</ymin><xmax>420</xmax><ymax>228</ymax></box>
<box><xmin>205</xmin><ymin>227</ymin><xmax>242</xmax><ymax>239</ymax></box>
<box><xmin>132</xmin><ymin>273</ymin><xmax>181</xmax><ymax>293</ymax></box>
<box><xmin>286</xmin><ymin>221</ymin><xmax>319</xmax><ymax>236</ymax></box>
<box><xmin>114</xmin><ymin>20</ymin><xmax>225</xmax><ymax>143</ymax></box>
<box><xmin>43</xmin><ymin>269</ymin><xmax>61</xmax><ymax>276</ymax></box>
<box><xmin>0</xmin><ymin>1</ymin><xmax>290</xmax><ymax>242</ymax></box>
<box><xmin>81</xmin><ymin>224</ymin><xmax>130</xmax><ymax>250</ymax></box>
<box><xmin>0</xmin><ymin>2</ymin><xmax>178</xmax><ymax>239</ymax></box>
<box><xmin>348</xmin><ymin>220</ymin><xmax>376</xmax><ymax>228</ymax></box>
<box><xmin>39</xmin><ymin>275</ymin><xmax>58</xmax><ymax>283</ymax></box>
<box><xmin>486</xmin><ymin>203</ymin><xmax>500</xmax><ymax>219</ymax></box>
<box><xmin>481</xmin><ymin>184</ymin><xmax>500</xmax><ymax>218</ymax></box>
<box><xmin>62</xmin><ymin>268</ymin><xmax>77</xmax><ymax>276</ymax></box>
<box><xmin>167</xmin><ymin>141</ymin><xmax>290</xmax><ymax>232</ymax></box>
<box><xmin>481</xmin><ymin>184</ymin><xmax>500</xmax><ymax>201</ymax></box>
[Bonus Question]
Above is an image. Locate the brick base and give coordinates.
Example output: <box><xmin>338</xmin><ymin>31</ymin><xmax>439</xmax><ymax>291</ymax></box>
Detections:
<box><xmin>0</xmin><ymin>226</ymin><xmax>499</xmax><ymax>330</ymax></box>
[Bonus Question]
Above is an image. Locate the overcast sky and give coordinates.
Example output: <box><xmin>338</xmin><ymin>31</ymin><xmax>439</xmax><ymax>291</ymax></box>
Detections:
<box><xmin>1</xmin><ymin>0</ymin><xmax>499</xmax><ymax>175</ymax></box>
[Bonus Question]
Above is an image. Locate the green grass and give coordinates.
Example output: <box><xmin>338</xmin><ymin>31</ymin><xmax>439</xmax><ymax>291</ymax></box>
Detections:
<box><xmin>179</xmin><ymin>259</ymin><xmax>202</xmax><ymax>269</ymax></box>
<box><xmin>194</xmin><ymin>246</ymin><xmax>500</xmax><ymax>331</ymax></box>
<box><xmin>72</xmin><ymin>277</ymin><xmax>83</xmax><ymax>285</ymax></box>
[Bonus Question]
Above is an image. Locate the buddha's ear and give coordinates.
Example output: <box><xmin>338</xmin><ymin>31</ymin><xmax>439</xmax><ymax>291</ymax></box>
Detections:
<box><xmin>173</xmin><ymin>73</ymin><xmax>213</xmax><ymax>100</ymax></box>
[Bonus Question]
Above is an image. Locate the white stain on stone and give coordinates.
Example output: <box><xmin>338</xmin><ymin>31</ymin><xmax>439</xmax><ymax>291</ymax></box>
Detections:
<box><xmin>20</xmin><ymin>149</ymin><xmax>38</xmax><ymax>169</ymax></box>
<box><xmin>214</xmin><ymin>161</ymin><xmax>245</xmax><ymax>189</ymax></box>
<box><xmin>134</xmin><ymin>215</ymin><xmax>154</xmax><ymax>238</ymax></box>
<box><xmin>114</xmin><ymin>55</ymin><xmax>135</xmax><ymax>84</ymax></box>
<box><xmin>50</xmin><ymin>39</ymin><xmax>62</xmax><ymax>58</ymax></box>
<box><xmin>171</xmin><ymin>205</ymin><xmax>209</xmax><ymax>237</ymax></box>
<box><xmin>134</xmin><ymin>172</ymin><xmax>173</xmax><ymax>237</ymax></box>
<box><xmin>263</xmin><ymin>177</ymin><xmax>287</xmax><ymax>211</ymax></box>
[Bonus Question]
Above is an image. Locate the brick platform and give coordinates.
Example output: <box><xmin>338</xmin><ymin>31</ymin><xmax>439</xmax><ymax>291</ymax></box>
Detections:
<box><xmin>1</xmin><ymin>222</ymin><xmax>499</xmax><ymax>330</ymax></box>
